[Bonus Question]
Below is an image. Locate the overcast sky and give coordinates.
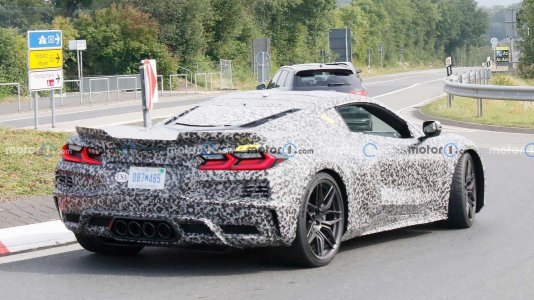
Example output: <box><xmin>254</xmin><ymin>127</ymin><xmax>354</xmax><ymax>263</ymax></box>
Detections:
<box><xmin>476</xmin><ymin>0</ymin><xmax>521</xmax><ymax>7</ymax></box>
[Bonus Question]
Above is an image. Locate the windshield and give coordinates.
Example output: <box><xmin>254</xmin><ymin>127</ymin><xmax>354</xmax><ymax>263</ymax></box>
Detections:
<box><xmin>293</xmin><ymin>69</ymin><xmax>363</xmax><ymax>93</ymax></box>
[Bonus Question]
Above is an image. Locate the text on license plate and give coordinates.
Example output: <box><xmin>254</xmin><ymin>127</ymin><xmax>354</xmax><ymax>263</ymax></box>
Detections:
<box><xmin>127</xmin><ymin>167</ymin><xmax>166</xmax><ymax>190</ymax></box>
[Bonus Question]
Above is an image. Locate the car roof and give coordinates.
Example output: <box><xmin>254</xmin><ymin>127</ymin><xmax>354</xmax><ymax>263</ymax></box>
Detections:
<box><xmin>280</xmin><ymin>63</ymin><xmax>353</xmax><ymax>72</ymax></box>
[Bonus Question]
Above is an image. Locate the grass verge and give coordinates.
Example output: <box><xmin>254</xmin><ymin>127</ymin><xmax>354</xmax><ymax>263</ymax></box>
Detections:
<box><xmin>0</xmin><ymin>128</ymin><xmax>71</xmax><ymax>200</ymax></box>
<box><xmin>421</xmin><ymin>96</ymin><xmax>534</xmax><ymax>129</ymax></box>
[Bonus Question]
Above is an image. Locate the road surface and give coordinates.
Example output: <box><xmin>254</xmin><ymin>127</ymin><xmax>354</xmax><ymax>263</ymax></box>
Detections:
<box><xmin>0</xmin><ymin>68</ymin><xmax>533</xmax><ymax>299</ymax></box>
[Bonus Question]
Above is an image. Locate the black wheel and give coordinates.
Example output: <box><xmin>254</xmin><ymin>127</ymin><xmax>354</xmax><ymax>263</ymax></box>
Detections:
<box><xmin>75</xmin><ymin>233</ymin><xmax>144</xmax><ymax>255</ymax></box>
<box><xmin>446</xmin><ymin>153</ymin><xmax>477</xmax><ymax>228</ymax></box>
<box><xmin>286</xmin><ymin>173</ymin><xmax>345</xmax><ymax>267</ymax></box>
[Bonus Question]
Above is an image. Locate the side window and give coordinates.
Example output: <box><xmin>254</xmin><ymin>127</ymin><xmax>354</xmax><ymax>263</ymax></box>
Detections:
<box><xmin>336</xmin><ymin>104</ymin><xmax>411</xmax><ymax>138</ymax></box>
<box><xmin>278</xmin><ymin>71</ymin><xmax>289</xmax><ymax>88</ymax></box>
<box><xmin>267</xmin><ymin>71</ymin><xmax>282</xmax><ymax>89</ymax></box>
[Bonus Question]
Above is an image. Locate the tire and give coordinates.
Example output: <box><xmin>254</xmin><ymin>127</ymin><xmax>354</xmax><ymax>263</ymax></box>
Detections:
<box><xmin>285</xmin><ymin>173</ymin><xmax>345</xmax><ymax>268</ymax></box>
<box><xmin>446</xmin><ymin>152</ymin><xmax>478</xmax><ymax>228</ymax></box>
<box><xmin>75</xmin><ymin>233</ymin><xmax>144</xmax><ymax>255</ymax></box>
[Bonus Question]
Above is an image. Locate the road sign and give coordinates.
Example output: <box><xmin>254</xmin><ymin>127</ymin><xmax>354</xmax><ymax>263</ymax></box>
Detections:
<box><xmin>28</xmin><ymin>30</ymin><xmax>62</xmax><ymax>50</ymax></box>
<box><xmin>141</xmin><ymin>59</ymin><xmax>158</xmax><ymax>111</ymax></box>
<box><xmin>68</xmin><ymin>40</ymin><xmax>87</xmax><ymax>51</ymax></box>
<box><xmin>445</xmin><ymin>56</ymin><xmax>453</xmax><ymax>76</ymax></box>
<box><xmin>28</xmin><ymin>70</ymin><xmax>63</xmax><ymax>91</ymax></box>
<box><xmin>495</xmin><ymin>47</ymin><xmax>510</xmax><ymax>63</ymax></box>
<box><xmin>491</xmin><ymin>37</ymin><xmax>499</xmax><ymax>45</ymax></box>
<box><xmin>28</xmin><ymin>49</ymin><xmax>63</xmax><ymax>70</ymax></box>
<box><xmin>329</xmin><ymin>28</ymin><xmax>352</xmax><ymax>62</ymax></box>
<box><xmin>27</xmin><ymin>30</ymin><xmax>63</xmax><ymax>91</ymax></box>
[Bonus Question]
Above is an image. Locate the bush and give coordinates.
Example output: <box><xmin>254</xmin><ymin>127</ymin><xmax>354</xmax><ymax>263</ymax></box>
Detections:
<box><xmin>491</xmin><ymin>75</ymin><xmax>515</xmax><ymax>86</ymax></box>
<box><xmin>0</xmin><ymin>28</ymin><xmax>27</xmax><ymax>98</ymax></box>
<box><xmin>518</xmin><ymin>64</ymin><xmax>534</xmax><ymax>79</ymax></box>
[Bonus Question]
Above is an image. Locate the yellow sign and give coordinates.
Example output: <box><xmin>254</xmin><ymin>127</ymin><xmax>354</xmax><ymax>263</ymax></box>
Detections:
<box><xmin>28</xmin><ymin>49</ymin><xmax>62</xmax><ymax>70</ymax></box>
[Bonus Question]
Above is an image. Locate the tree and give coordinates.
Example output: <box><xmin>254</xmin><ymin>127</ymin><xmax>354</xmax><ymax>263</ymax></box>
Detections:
<box><xmin>123</xmin><ymin>0</ymin><xmax>214</xmax><ymax>66</ymax></box>
<box><xmin>518</xmin><ymin>0</ymin><xmax>534</xmax><ymax>77</ymax></box>
<box><xmin>74</xmin><ymin>4</ymin><xmax>177</xmax><ymax>76</ymax></box>
<box><xmin>0</xmin><ymin>28</ymin><xmax>27</xmax><ymax>96</ymax></box>
<box><xmin>53</xmin><ymin>0</ymin><xmax>94</xmax><ymax>18</ymax></box>
<box><xmin>51</xmin><ymin>16</ymin><xmax>79</xmax><ymax>77</ymax></box>
<box><xmin>0</xmin><ymin>0</ymin><xmax>55</xmax><ymax>31</ymax></box>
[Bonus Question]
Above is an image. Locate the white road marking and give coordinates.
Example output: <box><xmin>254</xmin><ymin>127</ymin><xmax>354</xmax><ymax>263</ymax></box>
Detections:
<box><xmin>0</xmin><ymin>244</ymin><xmax>82</xmax><ymax>265</ymax></box>
<box><xmin>374</xmin><ymin>78</ymin><xmax>445</xmax><ymax>99</ymax></box>
<box><xmin>364</xmin><ymin>74</ymin><xmax>424</xmax><ymax>85</ymax></box>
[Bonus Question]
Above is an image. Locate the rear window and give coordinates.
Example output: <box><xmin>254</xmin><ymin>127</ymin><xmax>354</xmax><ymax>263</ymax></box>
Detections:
<box><xmin>164</xmin><ymin>102</ymin><xmax>298</xmax><ymax>128</ymax></box>
<box><xmin>293</xmin><ymin>69</ymin><xmax>363</xmax><ymax>93</ymax></box>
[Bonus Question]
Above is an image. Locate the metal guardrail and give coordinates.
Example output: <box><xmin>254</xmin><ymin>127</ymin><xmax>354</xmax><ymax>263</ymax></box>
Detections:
<box><xmin>194</xmin><ymin>73</ymin><xmax>208</xmax><ymax>93</ymax></box>
<box><xmin>116</xmin><ymin>76</ymin><xmax>138</xmax><ymax>100</ymax></box>
<box><xmin>444</xmin><ymin>69</ymin><xmax>534</xmax><ymax>117</ymax></box>
<box><xmin>89</xmin><ymin>78</ymin><xmax>110</xmax><ymax>103</ymax></box>
<box><xmin>64</xmin><ymin>79</ymin><xmax>82</xmax><ymax>104</ymax></box>
<box><xmin>169</xmin><ymin>74</ymin><xmax>188</xmax><ymax>95</ymax></box>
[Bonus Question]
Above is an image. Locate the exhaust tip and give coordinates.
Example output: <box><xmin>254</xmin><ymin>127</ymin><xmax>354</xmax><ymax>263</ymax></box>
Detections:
<box><xmin>142</xmin><ymin>222</ymin><xmax>156</xmax><ymax>238</ymax></box>
<box><xmin>157</xmin><ymin>223</ymin><xmax>172</xmax><ymax>239</ymax></box>
<box><xmin>114</xmin><ymin>220</ymin><xmax>128</xmax><ymax>236</ymax></box>
<box><xmin>128</xmin><ymin>221</ymin><xmax>142</xmax><ymax>237</ymax></box>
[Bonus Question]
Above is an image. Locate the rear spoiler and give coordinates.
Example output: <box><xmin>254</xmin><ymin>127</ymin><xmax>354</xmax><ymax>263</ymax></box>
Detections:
<box><xmin>75</xmin><ymin>126</ymin><xmax>265</xmax><ymax>146</ymax></box>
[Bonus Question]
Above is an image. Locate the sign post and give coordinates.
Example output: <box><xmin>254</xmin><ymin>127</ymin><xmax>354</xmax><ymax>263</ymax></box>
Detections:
<box><xmin>69</xmin><ymin>40</ymin><xmax>87</xmax><ymax>104</ymax></box>
<box><xmin>27</xmin><ymin>30</ymin><xmax>63</xmax><ymax>129</ymax></box>
<box><xmin>367</xmin><ymin>49</ymin><xmax>372</xmax><ymax>71</ymax></box>
<box><xmin>140</xmin><ymin>59</ymin><xmax>158</xmax><ymax>129</ymax></box>
<box><xmin>378</xmin><ymin>44</ymin><xmax>384</xmax><ymax>68</ymax></box>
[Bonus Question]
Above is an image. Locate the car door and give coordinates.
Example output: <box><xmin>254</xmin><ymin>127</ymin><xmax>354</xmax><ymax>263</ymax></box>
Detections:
<box><xmin>336</xmin><ymin>103</ymin><xmax>442</xmax><ymax>226</ymax></box>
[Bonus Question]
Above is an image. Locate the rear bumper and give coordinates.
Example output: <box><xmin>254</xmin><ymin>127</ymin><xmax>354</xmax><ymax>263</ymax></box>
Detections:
<box><xmin>54</xmin><ymin>194</ymin><xmax>295</xmax><ymax>248</ymax></box>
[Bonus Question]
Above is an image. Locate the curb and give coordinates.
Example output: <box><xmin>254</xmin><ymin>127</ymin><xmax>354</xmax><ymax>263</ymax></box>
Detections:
<box><xmin>415</xmin><ymin>109</ymin><xmax>534</xmax><ymax>134</ymax></box>
<box><xmin>0</xmin><ymin>220</ymin><xmax>74</xmax><ymax>256</ymax></box>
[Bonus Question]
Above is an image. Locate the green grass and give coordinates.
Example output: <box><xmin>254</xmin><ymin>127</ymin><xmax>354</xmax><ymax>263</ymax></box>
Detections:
<box><xmin>422</xmin><ymin>96</ymin><xmax>534</xmax><ymax>129</ymax></box>
<box><xmin>0</xmin><ymin>128</ymin><xmax>71</xmax><ymax>199</ymax></box>
<box><xmin>0</xmin><ymin>95</ymin><xmax>20</xmax><ymax>104</ymax></box>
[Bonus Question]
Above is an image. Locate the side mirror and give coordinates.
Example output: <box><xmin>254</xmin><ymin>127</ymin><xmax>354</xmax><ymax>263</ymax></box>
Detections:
<box><xmin>420</xmin><ymin>121</ymin><xmax>442</xmax><ymax>141</ymax></box>
<box><xmin>356</xmin><ymin>68</ymin><xmax>363</xmax><ymax>74</ymax></box>
<box><xmin>256</xmin><ymin>84</ymin><xmax>266</xmax><ymax>90</ymax></box>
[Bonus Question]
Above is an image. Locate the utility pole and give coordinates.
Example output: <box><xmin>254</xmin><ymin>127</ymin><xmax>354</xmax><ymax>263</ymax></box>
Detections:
<box><xmin>367</xmin><ymin>48</ymin><xmax>372</xmax><ymax>71</ymax></box>
<box><xmin>506</xmin><ymin>7</ymin><xmax>518</xmax><ymax>73</ymax></box>
<box><xmin>399</xmin><ymin>48</ymin><xmax>405</xmax><ymax>69</ymax></box>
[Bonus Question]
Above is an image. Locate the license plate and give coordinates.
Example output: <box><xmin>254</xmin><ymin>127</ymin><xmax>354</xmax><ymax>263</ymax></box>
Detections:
<box><xmin>128</xmin><ymin>167</ymin><xmax>166</xmax><ymax>190</ymax></box>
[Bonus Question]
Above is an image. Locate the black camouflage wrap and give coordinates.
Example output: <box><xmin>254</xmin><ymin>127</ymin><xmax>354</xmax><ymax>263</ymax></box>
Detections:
<box><xmin>54</xmin><ymin>91</ymin><xmax>485</xmax><ymax>248</ymax></box>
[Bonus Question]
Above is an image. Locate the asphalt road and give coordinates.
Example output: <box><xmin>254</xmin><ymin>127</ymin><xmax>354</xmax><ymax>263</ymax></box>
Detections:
<box><xmin>1</xmin><ymin>68</ymin><xmax>533</xmax><ymax>299</ymax></box>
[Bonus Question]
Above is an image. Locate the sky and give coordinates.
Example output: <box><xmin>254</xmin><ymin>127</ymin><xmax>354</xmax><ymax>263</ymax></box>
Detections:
<box><xmin>476</xmin><ymin>0</ymin><xmax>521</xmax><ymax>7</ymax></box>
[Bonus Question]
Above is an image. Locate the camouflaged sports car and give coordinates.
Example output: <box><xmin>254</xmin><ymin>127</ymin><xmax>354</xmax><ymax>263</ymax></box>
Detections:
<box><xmin>54</xmin><ymin>91</ymin><xmax>485</xmax><ymax>267</ymax></box>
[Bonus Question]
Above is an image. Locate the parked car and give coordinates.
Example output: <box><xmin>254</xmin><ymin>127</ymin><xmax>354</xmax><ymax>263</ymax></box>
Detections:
<box><xmin>257</xmin><ymin>63</ymin><xmax>367</xmax><ymax>96</ymax></box>
<box><xmin>55</xmin><ymin>91</ymin><xmax>484</xmax><ymax>267</ymax></box>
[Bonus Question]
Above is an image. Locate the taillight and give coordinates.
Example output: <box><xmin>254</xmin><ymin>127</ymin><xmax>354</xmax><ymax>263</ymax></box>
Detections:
<box><xmin>351</xmin><ymin>89</ymin><xmax>368</xmax><ymax>96</ymax></box>
<box><xmin>62</xmin><ymin>144</ymin><xmax>102</xmax><ymax>165</ymax></box>
<box><xmin>199</xmin><ymin>152</ymin><xmax>284</xmax><ymax>171</ymax></box>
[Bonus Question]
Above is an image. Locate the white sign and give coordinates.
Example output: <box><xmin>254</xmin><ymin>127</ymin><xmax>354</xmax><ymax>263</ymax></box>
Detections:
<box><xmin>491</xmin><ymin>37</ymin><xmax>499</xmax><ymax>45</ymax></box>
<box><xmin>142</xmin><ymin>59</ymin><xmax>158</xmax><ymax>110</ymax></box>
<box><xmin>68</xmin><ymin>40</ymin><xmax>87</xmax><ymax>51</ymax></box>
<box><xmin>445</xmin><ymin>57</ymin><xmax>452</xmax><ymax>66</ymax></box>
<box><xmin>28</xmin><ymin>70</ymin><xmax>63</xmax><ymax>91</ymax></box>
